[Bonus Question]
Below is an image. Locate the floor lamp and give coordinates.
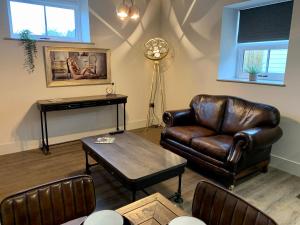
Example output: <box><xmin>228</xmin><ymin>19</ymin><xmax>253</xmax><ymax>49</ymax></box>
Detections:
<box><xmin>144</xmin><ymin>38</ymin><xmax>169</xmax><ymax>128</ymax></box>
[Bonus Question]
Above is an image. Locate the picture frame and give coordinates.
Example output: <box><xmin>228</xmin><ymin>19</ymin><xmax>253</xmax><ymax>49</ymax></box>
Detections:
<box><xmin>44</xmin><ymin>47</ymin><xmax>111</xmax><ymax>87</ymax></box>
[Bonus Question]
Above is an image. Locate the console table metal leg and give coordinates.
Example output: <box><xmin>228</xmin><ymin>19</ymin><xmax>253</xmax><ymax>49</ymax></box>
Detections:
<box><xmin>43</xmin><ymin>111</ymin><xmax>49</xmax><ymax>154</ymax></box>
<box><xmin>110</xmin><ymin>104</ymin><xmax>124</xmax><ymax>135</ymax></box>
<box><xmin>117</xmin><ymin>104</ymin><xmax>119</xmax><ymax>131</ymax></box>
<box><xmin>40</xmin><ymin>111</ymin><xmax>49</xmax><ymax>155</ymax></box>
<box><xmin>124</xmin><ymin>103</ymin><xmax>126</xmax><ymax>130</ymax></box>
<box><xmin>40</xmin><ymin>111</ymin><xmax>45</xmax><ymax>152</ymax></box>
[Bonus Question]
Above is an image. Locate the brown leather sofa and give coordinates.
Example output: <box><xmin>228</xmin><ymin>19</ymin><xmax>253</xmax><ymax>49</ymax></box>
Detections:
<box><xmin>0</xmin><ymin>175</ymin><xmax>96</xmax><ymax>225</ymax></box>
<box><xmin>160</xmin><ymin>94</ymin><xmax>283</xmax><ymax>187</ymax></box>
<box><xmin>192</xmin><ymin>180</ymin><xmax>277</xmax><ymax>225</ymax></box>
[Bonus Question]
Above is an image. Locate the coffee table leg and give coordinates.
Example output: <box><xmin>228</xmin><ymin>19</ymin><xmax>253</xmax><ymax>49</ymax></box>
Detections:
<box><xmin>85</xmin><ymin>150</ymin><xmax>91</xmax><ymax>175</ymax></box>
<box><xmin>174</xmin><ymin>174</ymin><xmax>183</xmax><ymax>203</ymax></box>
<box><xmin>132</xmin><ymin>190</ymin><xmax>136</xmax><ymax>202</ymax></box>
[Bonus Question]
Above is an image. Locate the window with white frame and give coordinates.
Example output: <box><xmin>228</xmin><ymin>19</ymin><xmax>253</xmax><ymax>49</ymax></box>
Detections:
<box><xmin>236</xmin><ymin>1</ymin><xmax>293</xmax><ymax>83</ymax></box>
<box><xmin>7</xmin><ymin>0</ymin><xmax>90</xmax><ymax>42</ymax></box>
<box><xmin>237</xmin><ymin>41</ymin><xmax>288</xmax><ymax>81</ymax></box>
<box><xmin>218</xmin><ymin>0</ymin><xmax>294</xmax><ymax>85</ymax></box>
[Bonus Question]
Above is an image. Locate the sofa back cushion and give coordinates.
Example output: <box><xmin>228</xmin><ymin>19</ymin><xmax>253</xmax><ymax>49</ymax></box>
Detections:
<box><xmin>221</xmin><ymin>97</ymin><xmax>280</xmax><ymax>134</ymax></box>
<box><xmin>190</xmin><ymin>95</ymin><xmax>227</xmax><ymax>132</ymax></box>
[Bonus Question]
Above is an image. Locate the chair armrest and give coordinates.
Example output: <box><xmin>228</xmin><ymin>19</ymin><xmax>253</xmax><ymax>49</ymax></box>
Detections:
<box><xmin>162</xmin><ymin>108</ymin><xmax>194</xmax><ymax>127</ymax></box>
<box><xmin>227</xmin><ymin>127</ymin><xmax>283</xmax><ymax>167</ymax></box>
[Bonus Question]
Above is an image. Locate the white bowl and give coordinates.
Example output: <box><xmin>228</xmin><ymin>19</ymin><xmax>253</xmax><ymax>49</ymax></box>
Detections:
<box><xmin>84</xmin><ymin>210</ymin><xmax>124</xmax><ymax>225</ymax></box>
<box><xmin>169</xmin><ymin>216</ymin><xmax>206</xmax><ymax>225</ymax></box>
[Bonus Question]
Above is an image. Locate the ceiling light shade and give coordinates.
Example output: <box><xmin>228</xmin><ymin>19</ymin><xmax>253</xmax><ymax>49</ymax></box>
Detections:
<box><xmin>116</xmin><ymin>2</ymin><xmax>129</xmax><ymax>19</ymax></box>
<box><xmin>129</xmin><ymin>5</ymin><xmax>140</xmax><ymax>20</ymax></box>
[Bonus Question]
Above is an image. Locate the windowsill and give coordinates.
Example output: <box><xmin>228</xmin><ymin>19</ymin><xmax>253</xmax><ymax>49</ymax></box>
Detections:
<box><xmin>3</xmin><ymin>37</ymin><xmax>95</xmax><ymax>45</ymax></box>
<box><xmin>217</xmin><ymin>78</ymin><xmax>285</xmax><ymax>87</ymax></box>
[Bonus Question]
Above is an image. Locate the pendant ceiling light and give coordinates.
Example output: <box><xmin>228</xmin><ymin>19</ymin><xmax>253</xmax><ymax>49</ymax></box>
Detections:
<box><xmin>117</xmin><ymin>0</ymin><xmax>139</xmax><ymax>21</ymax></box>
<box><xmin>129</xmin><ymin>5</ymin><xmax>139</xmax><ymax>20</ymax></box>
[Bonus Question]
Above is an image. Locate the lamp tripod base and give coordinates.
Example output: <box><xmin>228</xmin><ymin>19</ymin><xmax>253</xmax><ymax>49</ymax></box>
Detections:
<box><xmin>146</xmin><ymin>61</ymin><xmax>166</xmax><ymax>128</ymax></box>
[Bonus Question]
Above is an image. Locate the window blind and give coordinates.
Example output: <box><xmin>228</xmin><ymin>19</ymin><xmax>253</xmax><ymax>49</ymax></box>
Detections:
<box><xmin>238</xmin><ymin>1</ymin><xmax>294</xmax><ymax>43</ymax></box>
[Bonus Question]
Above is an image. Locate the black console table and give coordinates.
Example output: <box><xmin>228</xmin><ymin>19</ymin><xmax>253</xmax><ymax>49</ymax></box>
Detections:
<box><xmin>37</xmin><ymin>94</ymin><xmax>128</xmax><ymax>154</ymax></box>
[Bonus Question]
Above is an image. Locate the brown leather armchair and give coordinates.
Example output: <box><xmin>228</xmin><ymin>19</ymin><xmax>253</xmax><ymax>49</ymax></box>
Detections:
<box><xmin>160</xmin><ymin>95</ymin><xmax>283</xmax><ymax>187</ymax></box>
<box><xmin>192</xmin><ymin>180</ymin><xmax>277</xmax><ymax>225</ymax></box>
<box><xmin>0</xmin><ymin>175</ymin><xmax>96</xmax><ymax>225</ymax></box>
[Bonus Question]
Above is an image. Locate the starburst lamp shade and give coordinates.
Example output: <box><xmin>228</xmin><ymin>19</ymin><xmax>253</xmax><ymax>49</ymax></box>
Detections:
<box><xmin>144</xmin><ymin>38</ymin><xmax>169</xmax><ymax>61</ymax></box>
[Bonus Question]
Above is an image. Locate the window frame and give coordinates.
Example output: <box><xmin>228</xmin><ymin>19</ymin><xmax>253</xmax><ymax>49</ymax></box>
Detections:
<box><xmin>7</xmin><ymin>0</ymin><xmax>82</xmax><ymax>42</ymax></box>
<box><xmin>236</xmin><ymin>40</ymin><xmax>289</xmax><ymax>82</ymax></box>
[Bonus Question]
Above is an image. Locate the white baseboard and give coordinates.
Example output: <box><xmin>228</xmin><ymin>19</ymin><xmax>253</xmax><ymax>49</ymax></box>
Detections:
<box><xmin>0</xmin><ymin>119</ymin><xmax>147</xmax><ymax>156</ymax></box>
<box><xmin>270</xmin><ymin>154</ymin><xmax>300</xmax><ymax>177</ymax></box>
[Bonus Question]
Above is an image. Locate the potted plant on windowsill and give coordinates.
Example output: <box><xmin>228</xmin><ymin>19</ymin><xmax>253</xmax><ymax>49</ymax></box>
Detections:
<box><xmin>246</xmin><ymin>66</ymin><xmax>260</xmax><ymax>82</ymax></box>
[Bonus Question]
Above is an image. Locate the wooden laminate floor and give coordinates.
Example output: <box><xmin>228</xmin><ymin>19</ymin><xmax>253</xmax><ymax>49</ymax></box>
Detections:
<box><xmin>0</xmin><ymin>128</ymin><xmax>299</xmax><ymax>225</ymax></box>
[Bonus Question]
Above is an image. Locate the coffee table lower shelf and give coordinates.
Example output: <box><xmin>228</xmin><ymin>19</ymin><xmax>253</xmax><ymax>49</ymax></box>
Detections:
<box><xmin>84</xmin><ymin>150</ymin><xmax>184</xmax><ymax>202</ymax></box>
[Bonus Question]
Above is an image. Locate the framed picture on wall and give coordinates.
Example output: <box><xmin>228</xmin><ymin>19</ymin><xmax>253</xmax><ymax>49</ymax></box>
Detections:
<box><xmin>44</xmin><ymin>47</ymin><xmax>111</xmax><ymax>87</ymax></box>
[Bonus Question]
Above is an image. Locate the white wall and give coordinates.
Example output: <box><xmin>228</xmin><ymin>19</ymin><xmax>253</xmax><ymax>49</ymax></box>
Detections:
<box><xmin>1</xmin><ymin>0</ymin><xmax>299</xmax><ymax>177</ymax></box>
<box><xmin>0</xmin><ymin>0</ymin><xmax>161</xmax><ymax>154</ymax></box>
<box><xmin>161</xmin><ymin>0</ymin><xmax>300</xmax><ymax>176</ymax></box>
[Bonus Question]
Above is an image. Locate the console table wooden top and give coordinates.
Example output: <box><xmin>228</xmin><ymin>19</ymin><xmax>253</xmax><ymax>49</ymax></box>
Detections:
<box><xmin>37</xmin><ymin>94</ymin><xmax>127</xmax><ymax>109</ymax></box>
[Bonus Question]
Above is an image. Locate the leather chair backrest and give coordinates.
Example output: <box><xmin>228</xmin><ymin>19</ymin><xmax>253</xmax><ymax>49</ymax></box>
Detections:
<box><xmin>190</xmin><ymin>95</ymin><xmax>227</xmax><ymax>132</ymax></box>
<box><xmin>221</xmin><ymin>97</ymin><xmax>280</xmax><ymax>134</ymax></box>
<box><xmin>192</xmin><ymin>181</ymin><xmax>277</xmax><ymax>225</ymax></box>
<box><xmin>0</xmin><ymin>175</ymin><xmax>96</xmax><ymax>225</ymax></box>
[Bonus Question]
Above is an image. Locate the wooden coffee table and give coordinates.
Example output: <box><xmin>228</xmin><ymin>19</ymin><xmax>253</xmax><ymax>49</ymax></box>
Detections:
<box><xmin>116</xmin><ymin>193</ymin><xmax>188</xmax><ymax>225</ymax></box>
<box><xmin>81</xmin><ymin>132</ymin><xmax>187</xmax><ymax>202</ymax></box>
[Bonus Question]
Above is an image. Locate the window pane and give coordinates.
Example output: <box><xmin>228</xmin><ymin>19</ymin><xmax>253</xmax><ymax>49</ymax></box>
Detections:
<box><xmin>268</xmin><ymin>49</ymin><xmax>288</xmax><ymax>74</ymax></box>
<box><xmin>10</xmin><ymin>1</ymin><xmax>45</xmax><ymax>35</ymax></box>
<box><xmin>46</xmin><ymin>6</ymin><xmax>76</xmax><ymax>38</ymax></box>
<box><xmin>243</xmin><ymin>50</ymin><xmax>268</xmax><ymax>73</ymax></box>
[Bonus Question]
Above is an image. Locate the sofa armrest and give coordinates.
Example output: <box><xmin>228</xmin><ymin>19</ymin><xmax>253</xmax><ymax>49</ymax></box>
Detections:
<box><xmin>227</xmin><ymin>126</ymin><xmax>283</xmax><ymax>167</ymax></box>
<box><xmin>163</xmin><ymin>109</ymin><xmax>194</xmax><ymax>127</ymax></box>
<box><xmin>233</xmin><ymin>126</ymin><xmax>283</xmax><ymax>151</ymax></box>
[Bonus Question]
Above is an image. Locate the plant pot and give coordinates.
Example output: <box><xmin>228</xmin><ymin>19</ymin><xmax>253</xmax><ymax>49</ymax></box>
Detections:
<box><xmin>249</xmin><ymin>73</ymin><xmax>257</xmax><ymax>82</ymax></box>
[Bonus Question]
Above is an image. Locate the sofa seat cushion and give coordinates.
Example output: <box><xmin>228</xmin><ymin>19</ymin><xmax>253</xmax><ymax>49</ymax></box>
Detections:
<box><xmin>164</xmin><ymin>126</ymin><xmax>216</xmax><ymax>145</ymax></box>
<box><xmin>191</xmin><ymin>135</ymin><xmax>233</xmax><ymax>161</ymax></box>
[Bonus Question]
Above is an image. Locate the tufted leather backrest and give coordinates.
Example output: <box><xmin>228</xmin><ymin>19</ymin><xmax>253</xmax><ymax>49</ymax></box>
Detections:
<box><xmin>192</xmin><ymin>181</ymin><xmax>277</xmax><ymax>225</ymax></box>
<box><xmin>221</xmin><ymin>97</ymin><xmax>280</xmax><ymax>134</ymax></box>
<box><xmin>190</xmin><ymin>95</ymin><xmax>227</xmax><ymax>132</ymax></box>
<box><xmin>0</xmin><ymin>175</ymin><xmax>96</xmax><ymax>225</ymax></box>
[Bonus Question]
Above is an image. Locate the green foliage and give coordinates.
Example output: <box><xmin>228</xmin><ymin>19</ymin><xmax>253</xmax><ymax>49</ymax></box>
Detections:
<box><xmin>19</xmin><ymin>30</ymin><xmax>37</xmax><ymax>73</ymax></box>
<box><xmin>245</xmin><ymin>65</ymin><xmax>261</xmax><ymax>75</ymax></box>
<box><xmin>243</xmin><ymin>50</ymin><xmax>266</xmax><ymax>74</ymax></box>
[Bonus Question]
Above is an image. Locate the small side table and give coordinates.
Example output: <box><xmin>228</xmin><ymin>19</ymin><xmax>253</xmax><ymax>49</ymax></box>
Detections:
<box><xmin>116</xmin><ymin>193</ymin><xmax>188</xmax><ymax>225</ymax></box>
